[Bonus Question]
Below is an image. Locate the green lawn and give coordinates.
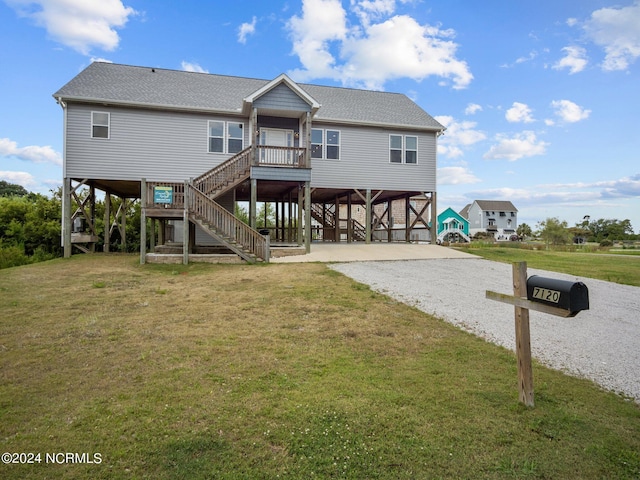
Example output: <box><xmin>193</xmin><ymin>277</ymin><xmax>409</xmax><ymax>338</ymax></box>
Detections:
<box><xmin>1</xmin><ymin>254</ymin><xmax>639</xmax><ymax>479</ymax></box>
<box><xmin>455</xmin><ymin>244</ymin><xmax>640</xmax><ymax>286</ymax></box>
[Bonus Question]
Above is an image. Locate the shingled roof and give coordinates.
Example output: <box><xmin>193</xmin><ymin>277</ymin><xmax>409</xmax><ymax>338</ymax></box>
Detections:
<box><xmin>53</xmin><ymin>62</ymin><xmax>444</xmax><ymax>131</ymax></box>
<box><xmin>474</xmin><ymin>200</ymin><xmax>518</xmax><ymax>212</ymax></box>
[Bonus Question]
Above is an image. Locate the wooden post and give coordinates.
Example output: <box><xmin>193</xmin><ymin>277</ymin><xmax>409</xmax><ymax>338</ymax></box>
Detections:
<box><xmin>140</xmin><ymin>179</ymin><xmax>147</xmax><ymax>264</ymax></box>
<box><xmin>62</xmin><ymin>177</ymin><xmax>72</xmax><ymax>257</ymax></box>
<box><xmin>183</xmin><ymin>180</ymin><xmax>190</xmax><ymax>265</ymax></box>
<box><xmin>103</xmin><ymin>191</ymin><xmax>111</xmax><ymax>252</ymax></box>
<box><xmin>513</xmin><ymin>261</ymin><xmax>534</xmax><ymax>407</ymax></box>
<box><xmin>365</xmin><ymin>189</ymin><xmax>372</xmax><ymax>244</ymax></box>
<box><xmin>304</xmin><ymin>181</ymin><xmax>311</xmax><ymax>253</ymax></box>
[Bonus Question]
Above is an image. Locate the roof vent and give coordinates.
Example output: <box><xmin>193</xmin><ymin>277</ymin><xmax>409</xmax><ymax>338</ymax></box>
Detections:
<box><xmin>151</xmin><ymin>68</ymin><xmax>156</xmax><ymax>73</ymax></box>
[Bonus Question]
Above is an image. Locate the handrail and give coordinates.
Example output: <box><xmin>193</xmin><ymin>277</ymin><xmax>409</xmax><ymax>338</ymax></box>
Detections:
<box><xmin>192</xmin><ymin>147</ymin><xmax>253</xmax><ymax>196</ymax></box>
<box><xmin>188</xmin><ymin>185</ymin><xmax>269</xmax><ymax>261</ymax></box>
<box><xmin>256</xmin><ymin>145</ymin><xmax>307</xmax><ymax>167</ymax></box>
<box><xmin>144</xmin><ymin>181</ymin><xmax>185</xmax><ymax>209</ymax></box>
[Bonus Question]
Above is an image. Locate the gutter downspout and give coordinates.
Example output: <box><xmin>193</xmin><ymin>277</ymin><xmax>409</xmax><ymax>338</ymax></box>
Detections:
<box><xmin>55</xmin><ymin>97</ymin><xmax>71</xmax><ymax>257</ymax></box>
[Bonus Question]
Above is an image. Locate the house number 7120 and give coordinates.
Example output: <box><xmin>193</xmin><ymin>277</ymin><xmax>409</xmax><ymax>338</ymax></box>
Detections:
<box><xmin>531</xmin><ymin>287</ymin><xmax>560</xmax><ymax>304</ymax></box>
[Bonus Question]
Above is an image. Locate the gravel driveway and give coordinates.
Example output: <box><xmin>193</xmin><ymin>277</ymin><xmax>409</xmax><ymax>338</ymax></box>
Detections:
<box><xmin>331</xmin><ymin>258</ymin><xmax>640</xmax><ymax>403</ymax></box>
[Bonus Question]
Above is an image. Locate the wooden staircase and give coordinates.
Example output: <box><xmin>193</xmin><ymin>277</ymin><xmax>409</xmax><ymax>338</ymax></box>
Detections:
<box><xmin>192</xmin><ymin>146</ymin><xmax>252</xmax><ymax>198</ymax></box>
<box><xmin>187</xmin><ymin>147</ymin><xmax>267</xmax><ymax>263</ymax></box>
<box><xmin>310</xmin><ymin>203</ymin><xmax>367</xmax><ymax>241</ymax></box>
<box><xmin>146</xmin><ymin>145</ymin><xmax>310</xmax><ymax>263</ymax></box>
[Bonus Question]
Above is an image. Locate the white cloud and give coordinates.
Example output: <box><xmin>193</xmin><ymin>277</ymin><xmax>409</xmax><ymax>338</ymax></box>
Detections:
<box><xmin>181</xmin><ymin>61</ymin><xmax>208</xmax><ymax>73</ymax></box>
<box><xmin>483</xmin><ymin>131</ymin><xmax>548</xmax><ymax>161</ymax></box>
<box><xmin>287</xmin><ymin>0</ymin><xmax>348</xmax><ymax>82</ymax></box>
<box><xmin>0</xmin><ymin>138</ymin><xmax>62</xmax><ymax>166</ymax></box>
<box><xmin>505</xmin><ymin>102</ymin><xmax>534</xmax><ymax>123</ymax></box>
<box><xmin>583</xmin><ymin>0</ymin><xmax>640</xmax><ymax>71</ymax></box>
<box><xmin>550</xmin><ymin>99</ymin><xmax>591</xmax><ymax>123</ymax></box>
<box><xmin>238</xmin><ymin>16</ymin><xmax>257</xmax><ymax>44</ymax></box>
<box><xmin>438</xmin><ymin>166</ymin><xmax>481</xmax><ymax>185</ymax></box>
<box><xmin>553</xmin><ymin>46</ymin><xmax>588</xmax><ymax>74</ymax></box>
<box><xmin>464</xmin><ymin>103</ymin><xmax>482</xmax><ymax>115</ymax></box>
<box><xmin>434</xmin><ymin>115</ymin><xmax>486</xmax><ymax>159</ymax></box>
<box><xmin>287</xmin><ymin>0</ymin><xmax>472</xmax><ymax>90</ymax></box>
<box><xmin>6</xmin><ymin>0</ymin><xmax>137</xmax><ymax>55</ymax></box>
<box><xmin>0</xmin><ymin>171</ymin><xmax>37</xmax><ymax>188</ymax></box>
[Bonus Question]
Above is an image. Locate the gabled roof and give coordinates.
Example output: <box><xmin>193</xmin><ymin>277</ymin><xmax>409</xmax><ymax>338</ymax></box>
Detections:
<box><xmin>53</xmin><ymin>62</ymin><xmax>445</xmax><ymax>131</ymax></box>
<box><xmin>459</xmin><ymin>204</ymin><xmax>472</xmax><ymax>219</ymax></box>
<box><xmin>242</xmin><ymin>73</ymin><xmax>321</xmax><ymax>115</ymax></box>
<box><xmin>473</xmin><ymin>200</ymin><xmax>518</xmax><ymax>212</ymax></box>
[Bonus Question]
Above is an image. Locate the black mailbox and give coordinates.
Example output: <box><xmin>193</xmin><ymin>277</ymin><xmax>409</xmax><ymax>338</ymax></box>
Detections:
<box><xmin>526</xmin><ymin>275</ymin><xmax>589</xmax><ymax>314</ymax></box>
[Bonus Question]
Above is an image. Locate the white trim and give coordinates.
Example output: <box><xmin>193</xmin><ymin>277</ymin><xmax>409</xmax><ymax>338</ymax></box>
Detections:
<box><xmin>91</xmin><ymin>111</ymin><xmax>110</xmax><ymax>139</ymax></box>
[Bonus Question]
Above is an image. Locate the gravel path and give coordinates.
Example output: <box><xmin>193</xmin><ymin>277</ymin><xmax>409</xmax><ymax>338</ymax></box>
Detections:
<box><xmin>330</xmin><ymin>258</ymin><xmax>640</xmax><ymax>402</ymax></box>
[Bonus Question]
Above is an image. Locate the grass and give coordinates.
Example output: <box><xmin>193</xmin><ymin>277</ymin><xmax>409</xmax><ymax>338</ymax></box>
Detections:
<box><xmin>1</xmin><ymin>254</ymin><xmax>639</xmax><ymax>479</ymax></box>
<box><xmin>455</xmin><ymin>243</ymin><xmax>640</xmax><ymax>286</ymax></box>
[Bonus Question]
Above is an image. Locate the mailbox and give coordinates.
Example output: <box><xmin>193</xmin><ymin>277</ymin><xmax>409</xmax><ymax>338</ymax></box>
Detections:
<box><xmin>526</xmin><ymin>275</ymin><xmax>589</xmax><ymax>314</ymax></box>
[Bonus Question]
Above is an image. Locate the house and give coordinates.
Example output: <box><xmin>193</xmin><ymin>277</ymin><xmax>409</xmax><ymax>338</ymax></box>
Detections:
<box><xmin>53</xmin><ymin>62</ymin><xmax>445</xmax><ymax>262</ymax></box>
<box><xmin>436</xmin><ymin>207</ymin><xmax>470</xmax><ymax>243</ymax></box>
<box><xmin>461</xmin><ymin>200</ymin><xmax>518</xmax><ymax>240</ymax></box>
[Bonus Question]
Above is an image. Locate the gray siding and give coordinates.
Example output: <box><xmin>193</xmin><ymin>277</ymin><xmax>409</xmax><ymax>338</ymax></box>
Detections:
<box><xmin>310</xmin><ymin>123</ymin><xmax>437</xmax><ymax>192</ymax></box>
<box><xmin>254</xmin><ymin>84</ymin><xmax>311</xmax><ymax>112</ymax></box>
<box><xmin>65</xmin><ymin>104</ymin><xmax>437</xmax><ymax>193</ymax></box>
<box><xmin>65</xmin><ymin>104</ymin><xmax>249</xmax><ymax>181</ymax></box>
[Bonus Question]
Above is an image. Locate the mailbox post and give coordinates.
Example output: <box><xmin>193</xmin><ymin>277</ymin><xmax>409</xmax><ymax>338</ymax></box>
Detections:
<box><xmin>486</xmin><ymin>262</ymin><xmax>589</xmax><ymax>407</ymax></box>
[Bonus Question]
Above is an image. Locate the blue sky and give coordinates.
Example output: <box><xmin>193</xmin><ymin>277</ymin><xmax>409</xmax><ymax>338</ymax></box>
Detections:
<box><xmin>1</xmin><ymin>0</ymin><xmax>639</xmax><ymax>232</ymax></box>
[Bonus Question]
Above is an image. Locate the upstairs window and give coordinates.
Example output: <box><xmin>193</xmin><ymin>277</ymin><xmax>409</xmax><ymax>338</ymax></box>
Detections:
<box><xmin>311</xmin><ymin>128</ymin><xmax>341</xmax><ymax>160</ymax></box>
<box><xmin>326</xmin><ymin>130</ymin><xmax>340</xmax><ymax>160</ymax></box>
<box><xmin>92</xmin><ymin>112</ymin><xmax>110</xmax><ymax>139</ymax></box>
<box><xmin>389</xmin><ymin>135</ymin><xmax>418</xmax><ymax>164</ymax></box>
<box><xmin>208</xmin><ymin>121</ymin><xmax>224</xmax><ymax>153</ymax></box>
<box><xmin>208</xmin><ymin>121</ymin><xmax>244</xmax><ymax>154</ymax></box>
<box><xmin>311</xmin><ymin>129</ymin><xmax>323</xmax><ymax>159</ymax></box>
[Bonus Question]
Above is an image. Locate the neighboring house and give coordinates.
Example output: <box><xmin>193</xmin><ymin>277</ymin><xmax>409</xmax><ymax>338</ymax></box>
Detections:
<box><xmin>437</xmin><ymin>207</ymin><xmax>470</xmax><ymax>243</ymax></box>
<box><xmin>53</xmin><ymin>62</ymin><xmax>445</xmax><ymax>262</ymax></box>
<box><xmin>461</xmin><ymin>200</ymin><xmax>518</xmax><ymax>240</ymax></box>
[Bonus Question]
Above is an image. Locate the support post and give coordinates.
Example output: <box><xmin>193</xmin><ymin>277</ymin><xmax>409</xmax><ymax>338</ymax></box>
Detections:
<box><xmin>140</xmin><ymin>179</ymin><xmax>147</xmax><ymax>264</ymax></box>
<box><xmin>62</xmin><ymin>177</ymin><xmax>72</xmax><ymax>257</ymax></box>
<box><xmin>183</xmin><ymin>180</ymin><xmax>190</xmax><ymax>265</ymax></box>
<box><xmin>513</xmin><ymin>261</ymin><xmax>534</xmax><ymax>407</ymax></box>
<box><xmin>103</xmin><ymin>192</ymin><xmax>111</xmax><ymax>252</ymax></box>
<box><xmin>430</xmin><ymin>191</ymin><xmax>437</xmax><ymax>244</ymax></box>
<box><xmin>250</xmin><ymin>178</ymin><xmax>257</xmax><ymax>229</ymax></box>
<box><xmin>304</xmin><ymin>181</ymin><xmax>311</xmax><ymax>253</ymax></box>
<box><xmin>365</xmin><ymin>189</ymin><xmax>372</xmax><ymax>244</ymax></box>
<box><xmin>297</xmin><ymin>185</ymin><xmax>304</xmax><ymax>245</ymax></box>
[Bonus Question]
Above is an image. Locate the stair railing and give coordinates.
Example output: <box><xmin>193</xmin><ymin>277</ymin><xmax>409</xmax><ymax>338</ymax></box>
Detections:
<box><xmin>187</xmin><ymin>184</ymin><xmax>269</xmax><ymax>262</ymax></box>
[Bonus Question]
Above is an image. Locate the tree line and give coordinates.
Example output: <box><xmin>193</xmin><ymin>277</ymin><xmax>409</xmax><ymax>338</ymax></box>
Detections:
<box><xmin>1</xmin><ymin>180</ymin><xmax>638</xmax><ymax>268</ymax></box>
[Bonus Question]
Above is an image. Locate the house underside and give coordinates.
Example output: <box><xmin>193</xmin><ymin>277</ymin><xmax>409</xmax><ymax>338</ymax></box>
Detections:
<box><xmin>65</xmin><ymin>170</ymin><xmax>436</xmax><ymax>264</ymax></box>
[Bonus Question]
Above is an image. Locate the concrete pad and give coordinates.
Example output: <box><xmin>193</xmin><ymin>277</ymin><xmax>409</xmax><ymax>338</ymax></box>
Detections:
<box><xmin>271</xmin><ymin>243</ymin><xmax>477</xmax><ymax>263</ymax></box>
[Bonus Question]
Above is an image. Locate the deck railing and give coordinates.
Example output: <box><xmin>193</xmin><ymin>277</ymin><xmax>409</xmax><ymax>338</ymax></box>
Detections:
<box><xmin>188</xmin><ymin>186</ymin><xmax>269</xmax><ymax>262</ymax></box>
<box><xmin>144</xmin><ymin>181</ymin><xmax>185</xmax><ymax>209</ymax></box>
<box><xmin>193</xmin><ymin>146</ymin><xmax>253</xmax><ymax>196</ymax></box>
<box><xmin>256</xmin><ymin>145</ymin><xmax>307</xmax><ymax>167</ymax></box>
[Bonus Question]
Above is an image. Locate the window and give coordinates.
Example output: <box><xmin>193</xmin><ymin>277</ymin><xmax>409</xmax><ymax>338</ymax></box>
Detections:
<box><xmin>227</xmin><ymin>123</ymin><xmax>243</xmax><ymax>153</ymax></box>
<box><xmin>311</xmin><ymin>129</ymin><xmax>323</xmax><ymax>159</ymax></box>
<box><xmin>208</xmin><ymin>121</ymin><xmax>244</xmax><ymax>154</ymax></box>
<box><xmin>389</xmin><ymin>135</ymin><xmax>418</xmax><ymax>164</ymax></box>
<box><xmin>405</xmin><ymin>136</ymin><xmax>417</xmax><ymax>164</ymax></box>
<box><xmin>311</xmin><ymin>128</ymin><xmax>341</xmax><ymax>160</ymax></box>
<box><xmin>92</xmin><ymin>111</ymin><xmax>110</xmax><ymax>138</ymax></box>
<box><xmin>326</xmin><ymin>130</ymin><xmax>340</xmax><ymax>159</ymax></box>
<box><xmin>390</xmin><ymin>135</ymin><xmax>403</xmax><ymax>163</ymax></box>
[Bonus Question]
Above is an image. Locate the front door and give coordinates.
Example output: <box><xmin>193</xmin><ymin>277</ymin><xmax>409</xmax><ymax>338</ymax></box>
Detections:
<box><xmin>260</xmin><ymin>128</ymin><xmax>294</xmax><ymax>164</ymax></box>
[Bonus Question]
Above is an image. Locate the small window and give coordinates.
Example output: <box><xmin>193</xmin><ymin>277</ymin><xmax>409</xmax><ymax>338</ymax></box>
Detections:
<box><xmin>311</xmin><ymin>129</ymin><xmax>323</xmax><ymax>159</ymax></box>
<box><xmin>208</xmin><ymin>121</ymin><xmax>224</xmax><ymax>153</ymax></box>
<box><xmin>390</xmin><ymin>135</ymin><xmax>403</xmax><ymax>163</ymax></box>
<box><xmin>326</xmin><ymin>130</ymin><xmax>340</xmax><ymax>160</ymax></box>
<box><xmin>500</xmin><ymin>212</ymin><xmax>506</xmax><ymax>217</ymax></box>
<box><xmin>405</xmin><ymin>136</ymin><xmax>418</xmax><ymax>164</ymax></box>
<box><xmin>228</xmin><ymin>123</ymin><xmax>244</xmax><ymax>154</ymax></box>
<box><xmin>92</xmin><ymin>112</ymin><xmax>110</xmax><ymax>139</ymax></box>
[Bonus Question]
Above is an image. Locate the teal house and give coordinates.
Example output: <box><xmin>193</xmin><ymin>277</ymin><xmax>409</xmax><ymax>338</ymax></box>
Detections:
<box><xmin>437</xmin><ymin>207</ymin><xmax>470</xmax><ymax>243</ymax></box>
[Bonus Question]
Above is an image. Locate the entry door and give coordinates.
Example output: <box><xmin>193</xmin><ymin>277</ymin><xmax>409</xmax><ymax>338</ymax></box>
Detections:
<box><xmin>260</xmin><ymin>128</ymin><xmax>294</xmax><ymax>163</ymax></box>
